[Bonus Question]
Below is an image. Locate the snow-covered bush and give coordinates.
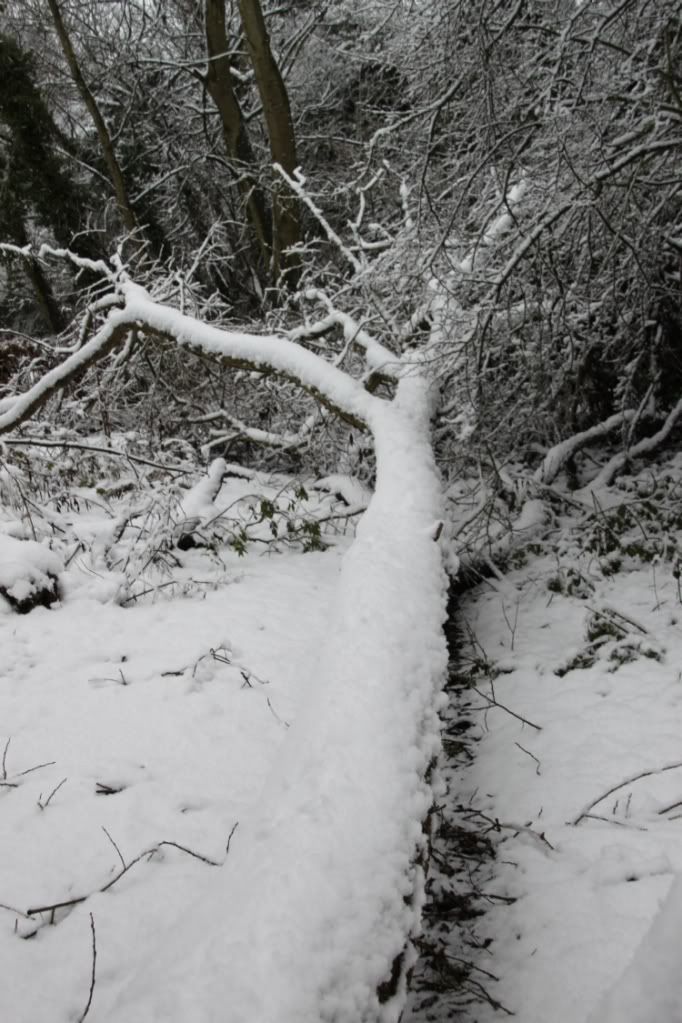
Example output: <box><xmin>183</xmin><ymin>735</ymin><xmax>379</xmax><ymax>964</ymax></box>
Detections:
<box><xmin>0</xmin><ymin>533</ymin><xmax>62</xmax><ymax>613</ymax></box>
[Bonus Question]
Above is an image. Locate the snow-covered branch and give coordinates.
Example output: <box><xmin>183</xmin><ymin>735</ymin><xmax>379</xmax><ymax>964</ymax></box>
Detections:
<box><xmin>585</xmin><ymin>395</ymin><xmax>682</xmax><ymax>491</ymax></box>
<box><xmin>0</xmin><ymin>241</ymin><xmax>115</xmax><ymax>281</ymax></box>
<box><xmin>201</xmin><ymin>410</ymin><xmax>312</xmax><ymax>451</ymax></box>
<box><xmin>290</xmin><ymin>289</ymin><xmax>401</xmax><ymax>382</ymax></box>
<box><xmin>273</xmin><ymin>164</ymin><xmax>363</xmax><ymax>274</ymax></box>
<box><xmin>0</xmin><ymin>281</ymin><xmax>381</xmax><ymax>436</ymax></box>
<box><xmin>457</xmin><ymin>178</ymin><xmax>527</xmax><ymax>274</ymax></box>
<box><xmin>534</xmin><ymin>409</ymin><xmax>637</xmax><ymax>485</ymax></box>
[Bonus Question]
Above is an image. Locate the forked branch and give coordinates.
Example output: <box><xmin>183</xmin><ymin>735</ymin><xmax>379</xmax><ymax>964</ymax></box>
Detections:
<box><xmin>0</xmin><ymin>272</ymin><xmax>380</xmax><ymax>436</ymax></box>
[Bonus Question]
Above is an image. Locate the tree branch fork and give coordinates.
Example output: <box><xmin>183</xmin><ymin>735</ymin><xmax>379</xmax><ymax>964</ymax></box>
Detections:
<box><xmin>0</xmin><ymin>247</ymin><xmax>405</xmax><ymax>439</ymax></box>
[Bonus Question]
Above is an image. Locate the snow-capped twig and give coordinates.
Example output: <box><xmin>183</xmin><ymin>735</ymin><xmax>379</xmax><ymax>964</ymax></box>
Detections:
<box><xmin>292</xmin><ymin>288</ymin><xmax>400</xmax><ymax>380</ymax></box>
<box><xmin>201</xmin><ymin>410</ymin><xmax>310</xmax><ymax>450</ymax></box>
<box><xmin>273</xmin><ymin>165</ymin><xmax>363</xmax><ymax>274</ymax></box>
<box><xmin>1</xmin><ymin>285</ymin><xmax>379</xmax><ymax>435</ymax></box>
<box><xmin>457</xmin><ymin>178</ymin><xmax>527</xmax><ymax>274</ymax></box>
<box><xmin>0</xmin><ymin>242</ymin><xmax>113</xmax><ymax>282</ymax></box>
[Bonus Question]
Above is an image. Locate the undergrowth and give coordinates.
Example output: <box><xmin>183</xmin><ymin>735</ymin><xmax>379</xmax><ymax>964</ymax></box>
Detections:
<box><xmin>0</xmin><ymin>434</ymin><xmax>358</xmax><ymax>611</ymax></box>
<box><xmin>407</xmin><ymin>595</ymin><xmax>509</xmax><ymax>1020</ymax></box>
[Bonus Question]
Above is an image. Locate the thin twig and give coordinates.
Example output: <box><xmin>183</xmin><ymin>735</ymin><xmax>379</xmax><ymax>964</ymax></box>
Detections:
<box><xmin>515</xmin><ymin>742</ymin><xmax>541</xmax><ymax>775</ymax></box>
<box><xmin>572</xmin><ymin>761</ymin><xmax>682</xmax><ymax>824</ymax></box>
<box><xmin>266</xmin><ymin>697</ymin><xmax>290</xmax><ymax>728</ymax></box>
<box><xmin>658</xmin><ymin>799</ymin><xmax>682</xmax><ymax>816</ymax></box>
<box><xmin>470</xmin><ymin>811</ymin><xmax>554</xmax><ymax>852</ymax></box>
<box><xmin>76</xmin><ymin>914</ymin><xmax>97</xmax><ymax>1023</ymax></box>
<box><xmin>27</xmin><ymin>837</ymin><xmax>225</xmax><ymax>917</ymax></box>
<box><xmin>226</xmin><ymin>821</ymin><xmax>239</xmax><ymax>855</ymax></box>
<box><xmin>3</xmin><ymin>437</ymin><xmax>192</xmax><ymax>476</ymax></box>
<box><xmin>586</xmin><ymin>604</ymin><xmax>648</xmax><ymax>635</ymax></box>
<box><xmin>37</xmin><ymin>777</ymin><xmax>67</xmax><ymax>810</ymax></box>
<box><xmin>27</xmin><ymin>895</ymin><xmax>87</xmax><ymax>916</ymax></box>
<box><xmin>1</xmin><ymin>737</ymin><xmax>10</xmax><ymax>780</ymax></box>
<box><xmin>0</xmin><ymin>902</ymin><xmax>31</xmax><ymax>919</ymax></box>
<box><xmin>472</xmin><ymin>686</ymin><xmax>542</xmax><ymax>731</ymax></box>
<box><xmin>16</xmin><ymin>760</ymin><xmax>57</xmax><ymax>778</ymax></box>
<box><xmin>580</xmin><ymin>813</ymin><xmax>648</xmax><ymax>831</ymax></box>
<box><xmin>155</xmin><ymin>841</ymin><xmax>221</xmax><ymax>866</ymax></box>
<box><xmin>101</xmin><ymin>827</ymin><xmax>126</xmax><ymax>871</ymax></box>
<box><xmin>442</xmin><ymin>952</ymin><xmax>500</xmax><ymax>982</ymax></box>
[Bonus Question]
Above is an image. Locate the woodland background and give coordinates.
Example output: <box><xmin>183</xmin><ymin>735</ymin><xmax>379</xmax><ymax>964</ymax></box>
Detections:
<box><xmin>1</xmin><ymin>0</ymin><xmax>679</xmax><ymax>500</ymax></box>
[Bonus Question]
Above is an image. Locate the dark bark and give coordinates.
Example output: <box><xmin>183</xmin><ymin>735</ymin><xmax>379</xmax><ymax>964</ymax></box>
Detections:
<box><xmin>204</xmin><ymin>0</ymin><xmax>272</xmax><ymax>264</ymax></box>
<box><xmin>238</xmin><ymin>0</ymin><xmax>300</xmax><ymax>281</ymax></box>
<box><xmin>8</xmin><ymin>218</ymin><xmax>64</xmax><ymax>333</ymax></box>
<box><xmin>45</xmin><ymin>0</ymin><xmax>138</xmax><ymax>236</ymax></box>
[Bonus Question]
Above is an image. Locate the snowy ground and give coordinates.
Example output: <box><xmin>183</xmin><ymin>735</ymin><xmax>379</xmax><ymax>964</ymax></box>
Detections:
<box><xmin>0</xmin><ymin>530</ymin><xmax>342</xmax><ymax>1022</ymax></box>
<box><xmin>446</xmin><ymin>455</ymin><xmax>682</xmax><ymax>1022</ymax></box>
<box><xmin>0</xmin><ymin>465</ymin><xmax>355</xmax><ymax>1022</ymax></box>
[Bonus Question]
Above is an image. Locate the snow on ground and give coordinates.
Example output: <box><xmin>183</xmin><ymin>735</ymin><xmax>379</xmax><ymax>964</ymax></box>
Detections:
<box><xmin>0</xmin><ymin>534</ymin><xmax>340</xmax><ymax>1023</ymax></box>
<box><xmin>450</xmin><ymin>459</ymin><xmax>682</xmax><ymax>1022</ymax></box>
<box><xmin>0</xmin><ymin>466</ymin><xmax>348</xmax><ymax>1023</ymax></box>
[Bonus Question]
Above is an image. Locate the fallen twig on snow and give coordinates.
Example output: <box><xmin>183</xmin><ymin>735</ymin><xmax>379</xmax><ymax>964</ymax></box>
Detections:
<box><xmin>586</xmin><ymin>604</ymin><xmax>649</xmax><ymax>636</ymax></box>
<box><xmin>266</xmin><ymin>696</ymin><xmax>290</xmax><ymax>728</ymax></box>
<box><xmin>76</xmin><ymin>913</ymin><xmax>97</xmax><ymax>1023</ymax></box>
<box><xmin>515</xmin><ymin>742</ymin><xmax>541</xmax><ymax>775</ymax></box>
<box><xmin>101</xmin><ymin>827</ymin><xmax>126</xmax><ymax>871</ymax></box>
<box><xmin>467</xmin><ymin>810</ymin><xmax>555</xmax><ymax>853</ymax></box>
<box><xmin>25</xmin><ymin>830</ymin><xmax>238</xmax><ymax>924</ymax></box>
<box><xmin>572</xmin><ymin>762</ymin><xmax>682</xmax><ymax>825</ymax></box>
<box><xmin>37</xmin><ymin>777</ymin><xmax>67</xmax><ymax>810</ymax></box>
<box><xmin>0</xmin><ymin>740</ymin><xmax>57</xmax><ymax>791</ymax></box>
<box><xmin>472</xmin><ymin>685</ymin><xmax>542</xmax><ymax>732</ymax></box>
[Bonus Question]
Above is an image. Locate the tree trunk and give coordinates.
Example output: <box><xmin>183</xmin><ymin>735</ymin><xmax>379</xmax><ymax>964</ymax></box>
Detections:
<box><xmin>45</xmin><ymin>0</ymin><xmax>138</xmax><ymax>237</ymax></box>
<box><xmin>204</xmin><ymin>0</ymin><xmax>272</xmax><ymax>266</ymax></box>
<box><xmin>11</xmin><ymin>218</ymin><xmax>64</xmax><ymax>333</ymax></box>
<box><xmin>238</xmin><ymin>0</ymin><xmax>300</xmax><ymax>282</ymax></box>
